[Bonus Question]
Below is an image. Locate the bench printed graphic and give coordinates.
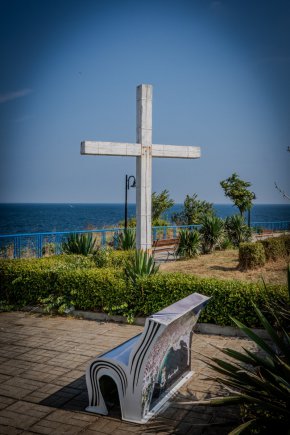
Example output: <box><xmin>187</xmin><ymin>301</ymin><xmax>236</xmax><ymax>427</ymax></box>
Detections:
<box><xmin>86</xmin><ymin>292</ymin><xmax>210</xmax><ymax>423</ymax></box>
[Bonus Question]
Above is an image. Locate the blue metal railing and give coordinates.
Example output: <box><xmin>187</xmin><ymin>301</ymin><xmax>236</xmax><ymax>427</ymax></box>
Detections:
<box><xmin>0</xmin><ymin>221</ymin><xmax>289</xmax><ymax>259</ymax></box>
<box><xmin>251</xmin><ymin>221</ymin><xmax>290</xmax><ymax>232</ymax></box>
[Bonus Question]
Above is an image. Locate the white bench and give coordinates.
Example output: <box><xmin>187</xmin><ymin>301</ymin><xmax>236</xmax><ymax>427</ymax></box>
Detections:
<box><xmin>85</xmin><ymin>292</ymin><xmax>210</xmax><ymax>423</ymax></box>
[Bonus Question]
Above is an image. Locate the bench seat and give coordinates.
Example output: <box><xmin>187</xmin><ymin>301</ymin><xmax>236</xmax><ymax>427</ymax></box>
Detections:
<box><xmin>86</xmin><ymin>292</ymin><xmax>210</xmax><ymax>423</ymax></box>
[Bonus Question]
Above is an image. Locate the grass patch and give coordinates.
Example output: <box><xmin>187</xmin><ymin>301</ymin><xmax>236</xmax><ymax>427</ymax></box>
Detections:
<box><xmin>159</xmin><ymin>249</ymin><xmax>288</xmax><ymax>285</ymax></box>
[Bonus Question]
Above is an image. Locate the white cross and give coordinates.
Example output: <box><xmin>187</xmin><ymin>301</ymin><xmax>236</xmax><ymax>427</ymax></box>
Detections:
<box><xmin>81</xmin><ymin>84</ymin><xmax>201</xmax><ymax>251</ymax></box>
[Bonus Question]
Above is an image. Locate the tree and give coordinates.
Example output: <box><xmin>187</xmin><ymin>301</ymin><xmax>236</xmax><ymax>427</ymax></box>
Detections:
<box><xmin>152</xmin><ymin>190</ymin><xmax>174</xmax><ymax>224</ymax></box>
<box><xmin>220</xmin><ymin>173</ymin><xmax>256</xmax><ymax>216</ymax></box>
<box><xmin>172</xmin><ymin>194</ymin><xmax>214</xmax><ymax>225</ymax></box>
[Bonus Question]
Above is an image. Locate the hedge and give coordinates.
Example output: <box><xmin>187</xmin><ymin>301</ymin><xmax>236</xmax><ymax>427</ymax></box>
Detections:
<box><xmin>0</xmin><ymin>256</ymin><xmax>287</xmax><ymax>328</ymax></box>
<box><xmin>239</xmin><ymin>235</ymin><xmax>290</xmax><ymax>270</ymax></box>
<box><xmin>3</xmin><ymin>259</ymin><xmax>116</xmax><ymax>312</ymax></box>
<box><xmin>239</xmin><ymin>242</ymin><xmax>266</xmax><ymax>270</ymax></box>
<box><xmin>136</xmin><ymin>273</ymin><xmax>287</xmax><ymax>327</ymax></box>
<box><xmin>260</xmin><ymin>237</ymin><xmax>287</xmax><ymax>261</ymax></box>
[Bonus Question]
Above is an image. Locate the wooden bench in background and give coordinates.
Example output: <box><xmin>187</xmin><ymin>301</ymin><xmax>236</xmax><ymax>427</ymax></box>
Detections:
<box><xmin>152</xmin><ymin>238</ymin><xmax>179</xmax><ymax>260</ymax></box>
<box><xmin>86</xmin><ymin>292</ymin><xmax>210</xmax><ymax>423</ymax></box>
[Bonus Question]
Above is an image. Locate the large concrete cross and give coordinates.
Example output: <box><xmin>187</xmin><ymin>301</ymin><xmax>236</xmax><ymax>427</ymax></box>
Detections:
<box><xmin>81</xmin><ymin>84</ymin><xmax>201</xmax><ymax>251</ymax></box>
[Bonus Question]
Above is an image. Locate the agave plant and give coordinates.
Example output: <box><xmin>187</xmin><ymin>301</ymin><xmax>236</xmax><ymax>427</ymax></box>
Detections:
<box><xmin>176</xmin><ymin>229</ymin><xmax>201</xmax><ymax>259</ymax></box>
<box><xmin>62</xmin><ymin>233</ymin><xmax>97</xmax><ymax>256</ymax></box>
<box><xmin>204</xmin><ymin>302</ymin><xmax>290</xmax><ymax>434</ymax></box>
<box><xmin>225</xmin><ymin>214</ymin><xmax>252</xmax><ymax>247</ymax></box>
<box><xmin>114</xmin><ymin>229</ymin><xmax>136</xmax><ymax>250</ymax></box>
<box><xmin>200</xmin><ymin>215</ymin><xmax>224</xmax><ymax>253</ymax></box>
<box><xmin>125</xmin><ymin>249</ymin><xmax>159</xmax><ymax>286</ymax></box>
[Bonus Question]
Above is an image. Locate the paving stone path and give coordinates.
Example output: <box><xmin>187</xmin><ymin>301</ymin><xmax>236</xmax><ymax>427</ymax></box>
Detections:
<box><xmin>0</xmin><ymin>312</ymin><xmax>256</xmax><ymax>434</ymax></box>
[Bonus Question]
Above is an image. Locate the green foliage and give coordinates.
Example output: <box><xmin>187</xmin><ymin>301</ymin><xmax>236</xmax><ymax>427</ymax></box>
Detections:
<box><xmin>239</xmin><ymin>242</ymin><xmax>266</xmax><ymax>270</ymax></box>
<box><xmin>262</xmin><ymin>264</ymin><xmax>290</xmax><ymax>331</ymax></box>
<box><xmin>239</xmin><ymin>236</ymin><xmax>289</xmax><ymax>271</ymax></box>
<box><xmin>0</xmin><ymin>300</ymin><xmax>16</xmax><ymax>312</ymax></box>
<box><xmin>220</xmin><ymin>172</ymin><xmax>256</xmax><ymax>215</ymax></box>
<box><xmin>42</xmin><ymin>242</ymin><xmax>55</xmax><ymax>256</ymax></box>
<box><xmin>204</xmin><ymin>303</ymin><xmax>290</xmax><ymax>433</ymax></box>
<box><xmin>136</xmin><ymin>273</ymin><xmax>287</xmax><ymax>327</ymax></box>
<box><xmin>219</xmin><ymin>236</ymin><xmax>234</xmax><ymax>250</ymax></box>
<box><xmin>1</xmin><ymin>256</ymin><xmax>288</xmax><ymax>327</ymax></box>
<box><xmin>172</xmin><ymin>193</ymin><xmax>214</xmax><ymax>225</ymax></box>
<box><xmin>200</xmin><ymin>215</ymin><xmax>225</xmax><ymax>253</ymax></box>
<box><xmin>152</xmin><ymin>218</ymin><xmax>170</xmax><ymax>227</ymax></box>
<box><xmin>39</xmin><ymin>294</ymin><xmax>75</xmax><ymax>314</ymax></box>
<box><xmin>93</xmin><ymin>248</ymin><xmax>135</xmax><ymax>268</ymax></box>
<box><xmin>62</xmin><ymin>233</ymin><xmax>97</xmax><ymax>256</ymax></box>
<box><xmin>176</xmin><ymin>229</ymin><xmax>201</xmax><ymax>258</ymax></box>
<box><xmin>118</xmin><ymin>217</ymin><xmax>136</xmax><ymax>228</ymax></box>
<box><xmin>260</xmin><ymin>237</ymin><xmax>287</xmax><ymax>261</ymax></box>
<box><xmin>114</xmin><ymin>229</ymin><xmax>136</xmax><ymax>250</ymax></box>
<box><xmin>225</xmin><ymin>214</ymin><xmax>252</xmax><ymax>247</ymax></box>
<box><xmin>125</xmin><ymin>250</ymin><xmax>159</xmax><ymax>286</ymax></box>
<box><xmin>152</xmin><ymin>189</ymin><xmax>174</xmax><ymax>222</ymax></box>
<box><xmin>282</xmin><ymin>235</ymin><xmax>290</xmax><ymax>255</ymax></box>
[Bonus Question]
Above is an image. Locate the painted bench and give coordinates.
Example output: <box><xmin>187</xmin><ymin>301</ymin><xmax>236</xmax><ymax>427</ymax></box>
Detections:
<box><xmin>85</xmin><ymin>292</ymin><xmax>210</xmax><ymax>423</ymax></box>
<box><xmin>152</xmin><ymin>238</ymin><xmax>179</xmax><ymax>260</ymax></box>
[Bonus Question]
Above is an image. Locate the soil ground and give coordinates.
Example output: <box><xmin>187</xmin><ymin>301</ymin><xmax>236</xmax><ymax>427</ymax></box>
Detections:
<box><xmin>159</xmin><ymin>249</ymin><xmax>288</xmax><ymax>285</ymax></box>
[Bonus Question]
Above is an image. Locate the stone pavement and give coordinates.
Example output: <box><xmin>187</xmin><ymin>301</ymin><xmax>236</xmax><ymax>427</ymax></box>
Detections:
<box><xmin>0</xmin><ymin>312</ymin><xmax>256</xmax><ymax>434</ymax></box>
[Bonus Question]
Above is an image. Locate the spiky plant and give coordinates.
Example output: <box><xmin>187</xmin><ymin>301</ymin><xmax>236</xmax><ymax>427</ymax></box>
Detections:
<box><xmin>62</xmin><ymin>233</ymin><xmax>97</xmax><ymax>256</ymax></box>
<box><xmin>225</xmin><ymin>214</ymin><xmax>252</xmax><ymax>247</ymax></box>
<box><xmin>114</xmin><ymin>229</ymin><xmax>136</xmax><ymax>250</ymax></box>
<box><xmin>204</xmin><ymin>302</ymin><xmax>290</xmax><ymax>434</ymax></box>
<box><xmin>125</xmin><ymin>249</ymin><xmax>159</xmax><ymax>286</ymax></box>
<box><xmin>200</xmin><ymin>215</ymin><xmax>225</xmax><ymax>253</ymax></box>
<box><xmin>176</xmin><ymin>229</ymin><xmax>201</xmax><ymax>259</ymax></box>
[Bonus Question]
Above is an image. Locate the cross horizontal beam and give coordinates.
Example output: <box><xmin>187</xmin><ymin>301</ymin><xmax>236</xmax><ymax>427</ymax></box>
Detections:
<box><xmin>81</xmin><ymin>141</ymin><xmax>201</xmax><ymax>159</ymax></box>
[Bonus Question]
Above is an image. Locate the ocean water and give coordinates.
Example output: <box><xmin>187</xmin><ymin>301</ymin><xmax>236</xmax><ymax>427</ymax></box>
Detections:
<box><xmin>0</xmin><ymin>203</ymin><xmax>290</xmax><ymax>235</ymax></box>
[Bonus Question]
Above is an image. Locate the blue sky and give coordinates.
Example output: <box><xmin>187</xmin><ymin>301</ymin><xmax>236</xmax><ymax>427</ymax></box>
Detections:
<box><xmin>0</xmin><ymin>0</ymin><xmax>289</xmax><ymax>204</ymax></box>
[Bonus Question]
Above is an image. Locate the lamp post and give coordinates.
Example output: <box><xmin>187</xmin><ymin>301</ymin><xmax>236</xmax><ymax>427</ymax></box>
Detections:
<box><xmin>125</xmin><ymin>175</ymin><xmax>136</xmax><ymax>230</ymax></box>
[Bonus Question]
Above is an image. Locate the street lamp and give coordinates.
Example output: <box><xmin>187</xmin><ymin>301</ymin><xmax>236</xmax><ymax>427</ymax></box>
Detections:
<box><xmin>124</xmin><ymin>175</ymin><xmax>136</xmax><ymax>229</ymax></box>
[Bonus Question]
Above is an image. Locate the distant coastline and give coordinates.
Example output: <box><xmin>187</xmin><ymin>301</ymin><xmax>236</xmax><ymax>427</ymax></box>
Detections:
<box><xmin>0</xmin><ymin>203</ymin><xmax>290</xmax><ymax>235</ymax></box>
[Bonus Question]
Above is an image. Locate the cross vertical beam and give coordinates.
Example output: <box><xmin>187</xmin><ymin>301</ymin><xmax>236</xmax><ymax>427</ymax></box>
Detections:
<box><xmin>136</xmin><ymin>84</ymin><xmax>152</xmax><ymax>251</ymax></box>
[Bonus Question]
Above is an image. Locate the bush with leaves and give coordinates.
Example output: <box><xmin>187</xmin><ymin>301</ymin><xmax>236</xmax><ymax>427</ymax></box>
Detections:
<box><xmin>1</xmin><ymin>256</ymin><xmax>288</xmax><ymax>326</ymax></box>
<box><xmin>239</xmin><ymin>242</ymin><xmax>266</xmax><ymax>270</ymax></box>
<box><xmin>125</xmin><ymin>250</ymin><xmax>159</xmax><ymax>286</ymax></box>
<box><xmin>62</xmin><ymin>233</ymin><xmax>97</xmax><ymax>256</ymax></box>
<box><xmin>225</xmin><ymin>214</ymin><xmax>252</xmax><ymax>247</ymax></box>
<box><xmin>93</xmin><ymin>247</ymin><xmax>135</xmax><ymax>268</ymax></box>
<box><xmin>176</xmin><ymin>229</ymin><xmax>201</xmax><ymax>259</ymax></box>
<box><xmin>200</xmin><ymin>215</ymin><xmax>225</xmax><ymax>253</ymax></box>
<box><xmin>152</xmin><ymin>189</ymin><xmax>174</xmax><ymax>223</ymax></box>
<box><xmin>220</xmin><ymin>172</ymin><xmax>256</xmax><ymax>216</ymax></box>
<box><xmin>113</xmin><ymin>229</ymin><xmax>136</xmax><ymax>250</ymax></box>
<box><xmin>172</xmin><ymin>193</ymin><xmax>214</xmax><ymax>225</ymax></box>
<box><xmin>260</xmin><ymin>237</ymin><xmax>287</xmax><ymax>261</ymax></box>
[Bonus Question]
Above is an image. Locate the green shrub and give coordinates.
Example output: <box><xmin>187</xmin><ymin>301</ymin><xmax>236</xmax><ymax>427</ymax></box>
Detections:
<box><xmin>0</xmin><ymin>257</ymin><xmax>287</xmax><ymax>328</ymax></box>
<box><xmin>138</xmin><ymin>273</ymin><xmax>287</xmax><ymax>327</ymax></box>
<box><xmin>62</xmin><ymin>233</ymin><xmax>97</xmax><ymax>256</ymax></box>
<box><xmin>282</xmin><ymin>234</ymin><xmax>290</xmax><ymax>255</ymax></box>
<box><xmin>176</xmin><ymin>229</ymin><xmax>200</xmax><ymax>258</ymax></box>
<box><xmin>260</xmin><ymin>237</ymin><xmax>287</xmax><ymax>261</ymax></box>
<box><xmin>224</xmin><ymin>214</ymin><xmax>251</xmax><ymax>247</ymax></box>
<box><xmin>125</xmin><ymin>250</ymin><xmax>159</xmax><ymax>286</ymax></box>
<box><xmin>0</xmin><ymin>257</ymin><xmax>128</xmax><ymax>312</ymax></box>
<box><xmin>205</xmin><ymin>304</ymin><xmax>290</xmax><ymax>433</ymax></box>
<box><xmin>200</xmin><ymin>215</ymin><xmax>224</xmax><ymax>253</ymax></box>
<box><xmin>113</xmin><ymin>229</ymin><xmax>136</xmax><ymax>250</ymax></box>
<box><xmin>93</xmin><ymin>248</ymin><xmax>135</xmax><ymax>268</ymax></box>
<box><xmin>239</xmin><ymin>242</ymin><xmax>266</xmax><ymax>270</ymax></box>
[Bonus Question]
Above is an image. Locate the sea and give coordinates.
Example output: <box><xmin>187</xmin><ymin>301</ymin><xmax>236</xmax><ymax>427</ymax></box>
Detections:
<box><xmin>0</xmin><ymin>203</ymin><xmax>290</xmax><ymax>236</ymax></box>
